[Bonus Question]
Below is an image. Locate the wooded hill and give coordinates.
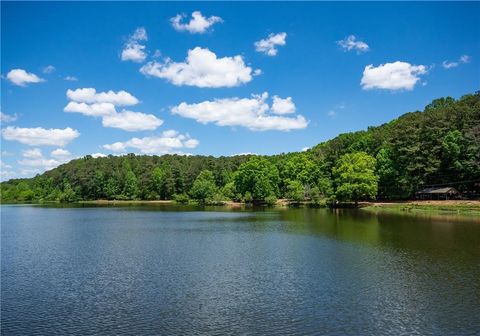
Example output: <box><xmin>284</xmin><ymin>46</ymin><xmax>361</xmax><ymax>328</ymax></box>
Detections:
<box><xmin>1</xmin><ymin>93</ymin><xmax>479</xmax><ymax>203</ymax></box>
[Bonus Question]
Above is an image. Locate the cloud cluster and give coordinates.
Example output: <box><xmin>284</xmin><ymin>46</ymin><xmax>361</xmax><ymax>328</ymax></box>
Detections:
<box><xmin>171</xmin><ymin>92</ymin><xmax>307</xmax><ymax>131</ymax></box>
<box><xmin>121</xmin><ymin>27</ymin><xmax>148</xmax><ymax>63</ymax></box>
<box><xmin>18</xmin><ymin>148</ymin><xmax>72</xmax><ymax>172</ymax></box>
<box><xmin>6</xmin><ymin>69</ymin><xmax>44</xmax><ymax>86</ymax></box>
<box><xmin>2</xmin><ymin>126</ymin><xmax>80</xmax><ymax>146</ymax></box>
<box><xmin>254</xmin><ymin>32</ymin><xmax>287</xmax><ymax>56</ymax></box>
<box><xmin>140</xmin><ymin>47</ymin><xmax>253</xmax><ymax>88</ymax></box>
<box><xmin>103</xmin><ymin>130</ymin><xmax>199</xmax><ymax>155</ymax></box>
<box><xmin>337</xmin><ymin>35</ymin><xmax>369</xmax><ymax>53</ymax></box>
<box><xmin>361</xmin><ymin>61</ymin><xmax>427</xmax><ymax>90</ymax></box>
<box><xmin>64</xmin><ymin>88</ymin><xmax>163</xmax><ymax>131</ymax></box>
<box><xmin>171</xmin><ymin>11</ymin><xmax>223</xmax><ymax>34</ymax></box>
<box><xmin>66</xmin><ymin>88</ymin><xmax>139</xmax><ymax>105</ymax></box>
<box><xmin>442</xmin><ymin>55</ymin><xmax>471</xmax><ymax>69</ymax></box>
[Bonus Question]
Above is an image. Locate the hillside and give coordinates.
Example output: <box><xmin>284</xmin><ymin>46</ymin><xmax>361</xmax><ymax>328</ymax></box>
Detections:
<box><xmin>1</xmin><ymin>93</ymin><xmax>479</xmax><ymax>203</ymax></box>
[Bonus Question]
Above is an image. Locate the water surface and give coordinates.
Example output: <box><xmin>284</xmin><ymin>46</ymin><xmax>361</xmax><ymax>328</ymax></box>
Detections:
<box><xmin>2</xmin><ymin>205</ymin><xmax>479</xmax><ymax>335</ymax></box>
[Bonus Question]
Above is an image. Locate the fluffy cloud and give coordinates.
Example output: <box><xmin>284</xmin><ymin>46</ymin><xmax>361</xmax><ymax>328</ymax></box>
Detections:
<box><xmin>102</xmin><ymin>110</ymin><xmax>163</xmax><ymax>131</ymax></box>
<box><xmin>64</xmin><ymin>102</ymin><xmax>117</xmax><ymax>117</ymax></box>
<box><xmin>361</xmin><ymin>61</ymin><xmax>427</xmax><ymax>90</ymax></box>
<box><xmin>42</xmin><ymin>65</ymin><xmax>56</xmax><ymax>74</ymax></box>
<box><xmin>51</xmin><ymin>148</ymin><xmax>71</xmax><ymax>158</ymax></box>
<box><xmin>140</xmin><ymin>47</ymin><xmax>253</xmax><ymax>88</ymax></box>
<box><xmin>171</xmin><ymin>92</ymin><xmax>308</xmax><ymax>131</ymax></box>
<box><xmin>103</xmin><ymin>130</ymin><xmax>199</xmax><ymax>155</ymax></box>
<box><xmin>442</xmin><ymin>55</ymin><xmax>471</xmax><ymax>69</ymax></box>
<box><xmin>271</xmin><ymin>96</ymin><xmax>295</xmax><ymax>114</ymax></box>
<box><xmin>18</xmin><ymin>148</ymin><xmax>71</xmax><ymax>172</ymax></box>
<box><xmin>91</xmin><ymin>153</ymin><xmax>107</xmax><ymax>158</ymax></box>
<box><xmin>171</xmin><ymin>11</ymin><xmax>223</xmax><ymax>34</ymax></box>
<box><xmin>66</xmin><ymin>88</ymin><xmax>139</xmax><ymax>105</ymax></box>
<box><xmin>337</xmin><ymin>35</ymin><xmax>369</xmax><ymax>53</ymax></box>
<box><xmin>121</xmin><ymin>27</ymin><xmax>148</xmax><ymax>63</ymax></box>
<box><xmin>2</xmin><ymin>126</ymin><xmax>80</xmax><ymax>146</ymax></box>
<box><xmin>0</xmin><ymin>112</ymin><xmax>17</xmax><ymax>123</ymax></box>
<box><xmin>64</xmin><ymin>88</ymin><xmax>162</xmax><ymax>131</ymax></box>
<box><xmin>254</xmin><ymin>32</ymin><xmax>287</xmax><ymax>56</ymax></box>
<box><xmin>6</xmin><ymin>69</ymin><xmax>44</xmax><ymax>86</ymax></box>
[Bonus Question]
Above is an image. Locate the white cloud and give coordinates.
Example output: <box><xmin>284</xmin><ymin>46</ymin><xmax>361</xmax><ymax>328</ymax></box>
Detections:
<box><xmin>18</xmin><ymin>148</ymin><xmax>70</xmax><ymax>172</ymax></box>
<box><xmin>361</xmin><ymin>61</ymin><xmax>427</xmax><ymax>91</ymax></box>
<box><xmin>442</xmin><ymin>61</ymin><xmax>458</xmax><ymax>69</ymax></box>
<box><xmin>42</xmin><ymin>65</ymin><xmax>56</xmax><ymax>74</ymax></box>
<box><xmin>121</xmin><ymin>27</ymin><xmax>148</xmax><ymax>63</ymax></box>
<box><xmin>271</xmin><ymin>96</ymin><xmax>295</xmax><ymax>114</ymax></box>
<box><xmin>64</xmin><ymin>102</ymin><xmax>117</xmax><ymax>117</ymax></box>
<box><xmin>91</xmin><ymin>153</ymin><xmax>107</xmax><ymax>158</ymax></box>
<box><xmin>6</xmin><ymin>69</ymin><xmax>44</xmax><ymax>86</ymax></box>
<box><xmin>0</xmin><ymin>112</ymin><xmax>17</xmax><ymax>123</ymax></box>
<box><xmin>254</xmin><ymin>32</ymin><xmax>287</xmax><ymax>56</ymax></box>
<box><xmin>442</xmin><ymin>55</ymin><xmax>471</xmax><ymax>69</ymax></box>
<box><xmin>66</xmin><ymin>88</ymin><xmax>139</xmax><ymax>105</ymax></box>
<box><xmin>64</xmin><ymin>88</ymin><xmax>162</xmax><ymax>131</ymax></box>
<box><xmin>22</xmin><ymin>148</ymin><xmax>43</xmax><ymax>159</ymax></box>
<box><xmin>103</xmin><ymin>130</ymin><xmax>199</xmax><ymax>155</ymax></box>
<box><xmin>140</xmin><ymin>47</ymin><xmax>253</xmax><ymax>88</ymax></box>
<box><xmin>102</xmin><ymin>110</ymin><xmax>163</xmax><ymax>131</ymax></box>
<box><xmin>337</xmin><ymin>35</ymin><xmax>369</xmax><ymax>53</ymax></box>
<box><xmin>327</xmin><ymin>110</ymin><xmax>337</xmax><ymax>118</ymax></box>
<box><xmin>460</xmin><ymin>55</ymin><xmax>471</xmax><ymax>63</ymax></box>
<box><xmin>301</xmin><ymin>147</ymin><xmax>310</xmax><ymax>152</ymax></box>
<box><xmin>171</xmin><ymin>11</ymin><xmax>223</xmax><ymax>34</ymax></box>
<box><xmin>1</xmin><ymin>126</ymin><xmax>80</xmax><ymax>146</ymax></box>
<box><xmin>51</xmin><ymin>148</ymin><xmax>71</xmax><ymax>158</ymax></box>
<box><xmin>171</xmin><ymin>92</ymin><xmax>308</xmax><ymax>131</ymax></box>
<box><xmin>64</xmin><ymin>76</ymin><xmax>78</xmax><ymax>81</ymax></box>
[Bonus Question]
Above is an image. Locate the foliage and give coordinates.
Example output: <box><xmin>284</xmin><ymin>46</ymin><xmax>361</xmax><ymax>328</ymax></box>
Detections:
<box><xmin>189</xmin><ymin>170</ymin><xmax>217</xmax><ymax>202</ymax></box>
<box><xmin>285</xmin><ymin>180</ymin><xmax>305</xmax><ymax>202</ymax></box>
<box><xmin>234</xmin><ymin>157</ymin><xmax>279</xmax><ymax>201</ymax></box>
<box><xmin>333</xmin><ymin>152</ymin><xmax>378</xmax><ymax>202</ymax></box>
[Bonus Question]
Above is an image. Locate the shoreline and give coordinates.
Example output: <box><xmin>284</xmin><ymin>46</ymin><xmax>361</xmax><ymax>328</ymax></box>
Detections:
<box><xmin>2</xmin><ymin>199</ymin><xmax>480</xmax><ymax>216</ymax></box>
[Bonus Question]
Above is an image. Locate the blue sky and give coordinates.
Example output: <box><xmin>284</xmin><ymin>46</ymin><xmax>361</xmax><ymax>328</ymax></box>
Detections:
<box><xmin>1</xmin><ymin>2</ymin><xmax>479</xmax><ymax>180</ymax></box>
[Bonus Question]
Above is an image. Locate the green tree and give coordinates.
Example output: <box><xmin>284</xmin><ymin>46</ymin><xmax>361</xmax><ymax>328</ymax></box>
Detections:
<box><xmin>376</xmin><ymin>147</ymin><xmax>398</xmax><ymax>199</ymax></box>
<box><xmin>123</xmin><ymin>170</ymin><xmax>139</xmax><ymax>199</ymax></box>
<box><xmin>333</xmin><ymin>152</ymin><xmax>378</xmax><ymax>203</ymax></box>
<box><xmin>189</xmin><ymin>170</ymin><xmax>217</xmax><ymax>202</ymax></box>
<box><xmin>59</xmin><ymin>181</ymin><xmax>78</xmax><ymax>203</ymax></box>
<box><xmin>151</xmin><ymin>167</ymin><xmax>164</xmax><ymax>199</ymax></box>
<box><xmin>285</xmin><ymin>180</ymin><xmax>305</xmax><ymax>201</ymax></box>
<box><xmin>234</xmin><ymin>157</ymin><xmax>279</xmax><ymax>201</ymax></box>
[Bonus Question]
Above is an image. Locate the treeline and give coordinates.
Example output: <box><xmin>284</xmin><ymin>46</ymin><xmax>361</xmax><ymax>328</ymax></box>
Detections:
<box><xmin>1</xmin><ymin>93</ymin><xmax>479</xmax><ymax>204</ymax></box>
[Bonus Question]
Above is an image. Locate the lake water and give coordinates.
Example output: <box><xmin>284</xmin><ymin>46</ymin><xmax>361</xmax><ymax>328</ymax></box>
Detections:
<box><xmin>1</xmin><ymin>205</ymin><xmax>479</xmax><ymax>335</ymax></box>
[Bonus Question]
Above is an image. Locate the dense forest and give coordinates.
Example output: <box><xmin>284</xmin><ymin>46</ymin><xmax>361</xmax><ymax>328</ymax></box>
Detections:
<box><xmin>1</xmin><ymin>93</ymin><xmax>479</xmax><ymax>204</ymax></box>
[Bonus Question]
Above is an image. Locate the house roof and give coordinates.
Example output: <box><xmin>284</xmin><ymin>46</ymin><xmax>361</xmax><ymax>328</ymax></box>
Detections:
<box><xmin>416</xmin><ymin>187</ymin><xmax>460</xmax><ymax>194</ymax></box>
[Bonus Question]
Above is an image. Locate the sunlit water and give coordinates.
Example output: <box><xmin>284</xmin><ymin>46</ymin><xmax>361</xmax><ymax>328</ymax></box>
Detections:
<box><xmin>1</xmin><ymin>205</ymin><xmax>479</xmax><ymax>335</ymax></box>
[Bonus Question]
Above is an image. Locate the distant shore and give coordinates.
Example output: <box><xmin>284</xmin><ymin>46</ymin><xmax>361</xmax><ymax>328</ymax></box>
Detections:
<box><xmin>3</xmin><ymin>199</ymin><xmax>480</xmax><ymax>216</ymax></box>
<box><xmin>78</xmin><ymin>199</ymin><xmax>480</xmax><ymax>213</ymax></box>
<box><xmin>360</xmin><ymin>200</ymin><xmax>480</xmax><ymax>216</ymax></box>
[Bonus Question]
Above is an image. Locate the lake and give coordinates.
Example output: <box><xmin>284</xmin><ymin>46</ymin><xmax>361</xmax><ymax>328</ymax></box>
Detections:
<box><xmin>1</xmin><ymin>205</ymin><xmax>479</xmax><ymax>335</ymax></box>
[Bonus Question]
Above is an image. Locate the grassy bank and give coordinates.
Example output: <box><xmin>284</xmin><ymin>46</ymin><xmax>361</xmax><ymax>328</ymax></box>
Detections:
<box><xmin>361</xmin><ymin>200</ymin><xmax>480</xmax><ymax>216</ymax></box>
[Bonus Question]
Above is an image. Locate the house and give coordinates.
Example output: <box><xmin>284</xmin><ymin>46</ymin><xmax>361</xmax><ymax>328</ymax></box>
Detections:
<box><xmin>415</xmin><ymin>187</ymin><xmax>461</xmax><ymax>200</ymax></box>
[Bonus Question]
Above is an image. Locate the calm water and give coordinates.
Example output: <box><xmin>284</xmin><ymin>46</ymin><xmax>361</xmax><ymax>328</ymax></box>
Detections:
<box><xmin>1</xmin><ymin>205</ymin><xmax>479</xmax><ymax>336</ymax></box>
